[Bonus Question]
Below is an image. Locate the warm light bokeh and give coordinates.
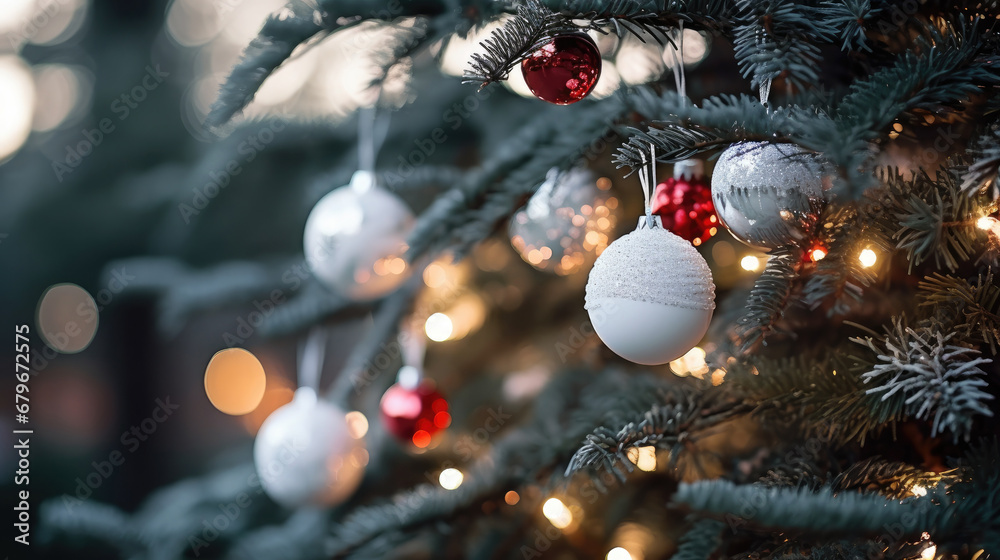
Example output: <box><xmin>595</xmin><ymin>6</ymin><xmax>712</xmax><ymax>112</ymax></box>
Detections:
<box><xmin>204</xmin><ymin>348</ymin><xmax>267</xmax><ymax>415</ymax></box>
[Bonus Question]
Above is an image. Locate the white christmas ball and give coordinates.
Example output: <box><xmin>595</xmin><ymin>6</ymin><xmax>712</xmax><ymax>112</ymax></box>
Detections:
<box><xmin>711</xmin><ymin>141</ymin><xmax>829</xmax><ymax>250</ymax></box>
<box><xmin>585</xmin><ymin>216</ymin><xmax>715</xmax><ymax>365</ymax></box>
<box><xmin>304</xmin><ymin>171</ymin><xmax>415</xmax><ymax>300</ymax></box>
<box><xmin>253</xmin><ymin>388</ymin><xmax>365</xmax><ymax>508</ymax></box>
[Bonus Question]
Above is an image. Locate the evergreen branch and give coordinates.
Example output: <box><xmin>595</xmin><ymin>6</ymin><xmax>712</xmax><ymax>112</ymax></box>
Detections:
<box><xmin>820</xmin><ymin>0</ymin><xmax>878</xmax><ymax>52</ymax></box>
<box><xmin>672</xmin><ymin>480</ymin><xmax>952</xmax><ymax>537</ymax></box>
<box><xmin>673</xmin><ymin>518</ymin><xmax>726</xmax><ymax>560</ymax></box>
<box><xmin>258</xmin><ymin>281</ymin><xmax>353</xmax><ymax>337</ymax></box>
<box><xmin>852</xmin><ymin>319</ymin><xmax>994</xmax><ymax>442</ymax></box>
<box><xmin>878</xmin><ymin>168</ymin><xmax>982</xmax><ymax>273</ymax></box>
<box><xmin>801</xmin><ymin>206</ymin><xmax>881</xmax><ymax>314</ymax></box>
<box><xmin>732</xmin><ymin>0</ymin><xmax>834</xmax><ymax>92</ymax></box>
<box><xmin>832</xmin><ymin>457</ymin><xmax>955</xmax><ymax>500</ymax></box>
<box><xmin>462</xmin><ymin>0</ymin><xmax>573</xmax><ymax>87</ymax></box>
<box><xmin>734</xmin><ymin>247</ymin><xmax>799</xmax><ymax>354</ymax></box>
<box><xmin>406</xmin><ymin>96</ymin><xmax>626</xmax><ymax>260</ymax></box>
<box><xmin>918</xmin><ymin>272</ymin><xmax>1000</xmax><ymax>353</ymax></box>
<box><xmin>207</xmin><ymin>1</ymin><xmax>329</xmax><ymax>126</ymax></box>
<box><xmin>962</xmin><ymin>125</ymin><xmax>1000</xmax><ymax>197</ymax></box>
<box><xmin>836</xmin><ymin>18</ymin><xmax>1000</xmax><ymax>139</ymax></box>
<box><xmin>615</xmin><ymin>122</ymin><xmax>725</xmax><ymax>174</ymax></box>
<box><xmin>564</xmin><ymin>388</ymin><xmax>740</xmax><ymax>481</ymax></box>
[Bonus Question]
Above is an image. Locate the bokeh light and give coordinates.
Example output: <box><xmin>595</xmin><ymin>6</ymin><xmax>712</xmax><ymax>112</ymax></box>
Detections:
<box><xmin>241</xmin><ymin>374</ymin><xmax>294</xmax><ymax>433</ymax></box>
<box><xmin>439</xmin><ymin>468</ymin><xmax>464</xmax><ymax>490</ymax></box>
<box><xmin>504</xmin><ymin>490</ymin><xmax>520</xmax><ymax>505</ymax></box>
<box><xmin>615</xmin><ymin>35</ymin><xmax>664</xmax><ymax>85</ymax></box>
<box><xmin>607</xmin><ymin>547</ymin><xmax>633</xmax><ymax>560</ymax></box>
<box><xmin>204</xmin><ymin>348</ymin><xmax>267</xmax><ymax>415</ymax></box>
<box><xmin>425</xmin><ymin>313</ymin><xmax>454</xmax><ymax>342</ymax></box>
<box><xmin>0</xmin><ymin>56</ymin><xmax>35</xmax><ymax>162</ymax></box>
<box><xmin>740</xmin><ymin>255</ymin><xmax>761</xmax><ymax>272</ymax></box>
<box><xmin>542</xmin><ymin>497</ymin><xmax>574</xmax><ymax>529</ymax></box>
<box><xmin>32</xmin><ymin>64</ymin><xmax>90</xmax><ymax>132</ymax></box>
<box><xmin>36</xmin><ymin>283</ymin><xmax>98</xmax><ymax>354</ymax></box>
<box><xmin>439</xmin><ymin>19</ymin><xmax>509</xmax><ymax>77</ymax></box>
<box><xmin>345</xmin><ymin>411</ymin><xmax>369</xmax><ymax>439</ymax></box>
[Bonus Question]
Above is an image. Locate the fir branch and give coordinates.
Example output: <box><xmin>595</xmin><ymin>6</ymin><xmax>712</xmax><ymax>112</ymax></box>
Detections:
<box><xmin>207</xmin><ymin>1</ymin><xmax>329</xmax><ymax>126</ymax></box>
<box><xmin>801</xmin><ymin>206</ymin><xmax>881</xmax><ymax>314</ymax></box>
<box><xmin>962</xmin><ymin>125</ymin><xmax>1000</xmax><ymax>197</ymax></box>
<box><xmin>852</xmin><ymin>319</ymin><xmax>994</xmax><ymax>442</ymax></box>
<box><xmin>734</xmin><ymin>247</ymin><xmax>799</xmax><ymax>354</ymax></box>
<box><xmin>732</xmin><ymin>0</ymin><xmax>833</xmax><ymax>92</ymax></box>
<box><xmin>918</xmin><ymin>272</ymin><xmax>1000</xmax><ymax>353</ymax></box>
<box><xmin>672</xmin><ymin>480</ymin><xmax>952</xmax><ymax>537</ymax></box>
<box><xmin>462</xmin><ymin>0</ymin><xmax>573</xmax><ymax>87</ymax></box>
<box><xmin>820</xmin><ymin>0</ymin><xmax>877</xmax><ymax>52</ymax></box>
<box><xmin>565</xmin><ymin>388</ymin><xmax>743</xmax><ymax>481</ymax></box>
<box><xmin>406</xmin><ymin>96</ymin><xmax>626</xmax><ymax>260</ymax></box>
<box><xmin>836</xmin><ymin>18</ymin><xmax>1000</xmax><ymax>140</ymax></box>
<box><xmin>879</xmin><ymin>168</ymin><xmax>982</xmax><ymax>273</ymax></box>
<box><xmin>673</xmin><ymin>518</ymin><xmax>726</xmax><ymax>560</ymax></box>
<box><xmin>831</xmin><ymin>457</ymin><xmax>955</xmax><ymax>500</ymax></box>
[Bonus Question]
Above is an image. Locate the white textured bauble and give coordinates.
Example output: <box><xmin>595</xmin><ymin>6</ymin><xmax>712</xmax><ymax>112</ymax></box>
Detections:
<box><xmin>253</xmin><ymin>388</ymin><xmax>365</xmax><ymax>508</ymax></box>
<box><xmin>585</xmin><ymin>217</ymin><xmax>715</xmax><ymax>365</ymax></box>
<box><xmin>304</xmin><ymin>171</ymin><xmax>415</xmax><ymax>300</ymax></box>
<box><xmin>711</xmin><ymin>141</ymin><xmax>829</xmax><ymax>250</ymax></box>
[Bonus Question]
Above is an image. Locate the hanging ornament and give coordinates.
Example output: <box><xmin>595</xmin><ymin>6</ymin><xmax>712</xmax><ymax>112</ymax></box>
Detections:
<box><xmin>380</xmin><ymin>366</ymin><xmax>451</xmax><ymax>448</ymax></box>
<box><xmin>304</xmin><ymin>170</ymin><xmax>415</xmax><ymax>300</ymax></box>
<box><xmin>651</xmin><ymin>159</ymin><xmax>718</xmax><ymax>246</ymax></box>
<box><xmin>253</xmin><ymin>387</ymin><xmax>366</xmax><ymax>507</ymax></box>
<box><xmin>509</xmin><ymin>167</ymin><xmax>620</xmax><ymax>275</ymax></box>
<box><xmin>711</xmin><ymin>141</ymin><xmax>830</xmax><ymax>250</ymax></box>
<box><xmin>521</xmin><ymin>33</ymin><xmax>601</xmax><ymax>105</ymax></box>
<box><xmin>585</xmin><ymin>217</ymin><xmax>715</xmax><ymax>365</ymax></box>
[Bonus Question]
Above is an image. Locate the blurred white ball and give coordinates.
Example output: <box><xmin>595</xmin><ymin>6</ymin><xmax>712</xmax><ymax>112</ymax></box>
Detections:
<box><xmin>585</xmin><ymin>217</ymin><xmax>715</xmax><ymax>365</ymax></box>
<box><xmin>253</xmin><ymin>388</ymin><xmax>365</xmax><ymax>507</ymax></box>
<box><xmin>304</xmin><ymin>171</ymin><xmax>415</xmax><ymax>300</ymax></box>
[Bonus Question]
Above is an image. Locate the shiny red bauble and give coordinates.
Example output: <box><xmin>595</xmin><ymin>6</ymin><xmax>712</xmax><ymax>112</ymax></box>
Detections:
<box><xmin>521</xmin><ymin>34</ymin><xmax>601</xmax><ymax>105</ymax></box>
<box><xmin>380</xmin><ymin>382</ymin><xmax>450</xmax><ymax>448</ymax></box>
<box><xmin>651</xmin><ymin>176</ymin><xmax>718</xmax><ymax>246</ymax></box>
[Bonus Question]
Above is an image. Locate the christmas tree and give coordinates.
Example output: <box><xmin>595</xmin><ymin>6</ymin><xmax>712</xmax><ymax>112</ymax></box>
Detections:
<box><xmin>3</xmin><ymin>0</ymin><xmax>1000</xmax><ymax>559</ymax></box>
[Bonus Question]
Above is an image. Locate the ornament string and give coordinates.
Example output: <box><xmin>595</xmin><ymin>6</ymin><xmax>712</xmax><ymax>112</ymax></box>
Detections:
<box><xmin>396</xmin><ymin>321</ymin><xmax>426</xmax><ymax>389</ymax></box>
<box><xmin>638</xmin><ymin>143</ymin><xmax>657</xmax><ymax>228</ymax></box>
<box><xmin>298</xmin><ymin>326</ymin><xmax>328</xmax><ymax>394</ymax></box>
<box><xmin>667</xmin><ymin>21</ymin><xmax>686</xmax><ymax>100</ymax></box>
<box><xmin>356</xmin><ymin>105</ymin><xmax>392</xmax><ymax>175</ymax></box>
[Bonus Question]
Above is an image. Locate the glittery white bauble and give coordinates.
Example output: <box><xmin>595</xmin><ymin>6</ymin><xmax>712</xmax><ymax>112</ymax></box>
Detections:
<box><xmin>711</xmin><ymin>142</ymin><xmax>829</xmax><ymax>250</ymax></box>
<box><xmin>584</xmin><ymin>216</ymin><xmax>715</xmax><ymax>365</ymax></box>
<box><xmin>304</xmin><ymin>171</ymin><xmax>415</xmax><ymax>300</ymax></box>
<box><xmin>509</xmin><ymin>167</ymin><xmax>620</xmax><ymax>275</ymax></box>
<box><xmin>253</xmin><ymin>388</ymin><xmax>365</xmax><ymax>508</ymax></box>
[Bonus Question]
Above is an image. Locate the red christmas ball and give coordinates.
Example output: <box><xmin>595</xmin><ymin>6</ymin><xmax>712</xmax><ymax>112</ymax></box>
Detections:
<box><xmin>651</xmin><ymin>176</ymin><xmax>718</xmax><ymax>245</ymax></box>
<box><xmin>521</xmin><ymin>34</ymin><xmax>601</xmax><ymax>105</ymax></box>
<box><xmin>380</xmin><ymin>382</ymin><xmax>450</xmax><ymax>448</ymax></box>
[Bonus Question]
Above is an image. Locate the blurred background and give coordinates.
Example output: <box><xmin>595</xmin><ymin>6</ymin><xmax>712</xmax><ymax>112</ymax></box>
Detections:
<box><xmin>0</xmin><ymin>0</ymin><xmax>761</xmax><ymax>550</ymax></box>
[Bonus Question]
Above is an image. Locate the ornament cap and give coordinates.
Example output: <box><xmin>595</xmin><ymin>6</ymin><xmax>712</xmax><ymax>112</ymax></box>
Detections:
<box><xmin>673</xmin><ymin>159</ymin><xmax>704</xmax><ymax>180</ymax></box>
<box><xmin>350</xmin><ymin>170</ymin><xmax>376</xmax><ymax>193</ymax></box>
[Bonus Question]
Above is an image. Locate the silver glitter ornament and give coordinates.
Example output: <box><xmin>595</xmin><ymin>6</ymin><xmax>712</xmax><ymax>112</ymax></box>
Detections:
<box><xmin>584</xmin><ymin>216</ymin><xmax>715</xmax><ymax>365</ymax></box>
<box><xmin>304</xmin><ymin>171</ymin><xmax>415</xmax><ymax>301</ymax></box>
<box><xmin>711</xmin><ymin>141</ymin><xmax>830</xmax><ymax>250</ymax></box>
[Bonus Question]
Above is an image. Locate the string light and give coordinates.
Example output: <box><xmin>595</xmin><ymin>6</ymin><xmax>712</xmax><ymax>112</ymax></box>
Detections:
<box><xmin>807</xmin><ymin>242</ymin><xmax>828</xmax><ymax>262</ymax></box>
<box><xmin>345</xmin><ymin>411</ymin><xmax>369</xmax><ymax>439</ymax></box>
<box><xmin>858</xmin><ymin>249</ymin><xmax>878</xmax><ymax>268</ymax></box>
<box><xmin>921</xmin><ymin>543</ymin><xmax>937</xmax><ymax>560</ymax></box>
<box><xmin>978</xmin><ymin>215</ymin><xmax>1000</xmax><ymax>238</ymax></box>
<box><xmin>910</xmin><ymin>484</ymin><xmax>927</xmax><ymax>497</ymax></box>
<box><xmin>669</xmin><ymin>346</ymin><xmax>709</xmax><ymax>378</ymax></box>
<box><xmin>626</xmin><ymin>446</ymin><xmax>657</xmax><ymax>472</ymax></box>
<box><xmin>542</xmin><ymin>498</ymin><xmax>573</xmax><ymax>529</ymax></box>
<box><xmin>740</xmin><ymin>255</ymin><xmax>761</xmax><ymax>271</ymax></box>
<box><xmin>439</xmin><ymin>468</ymin><xmax>464</xmax><ymax>490</ymax></box>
